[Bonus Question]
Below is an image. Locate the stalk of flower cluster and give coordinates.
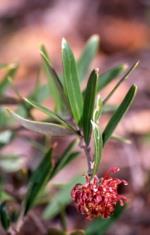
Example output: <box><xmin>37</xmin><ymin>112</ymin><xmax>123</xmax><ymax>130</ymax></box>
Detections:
<box><xmin>79</xmin><ymin>138</ymin><xmax>93</xmax><ymax>177</ymax></box>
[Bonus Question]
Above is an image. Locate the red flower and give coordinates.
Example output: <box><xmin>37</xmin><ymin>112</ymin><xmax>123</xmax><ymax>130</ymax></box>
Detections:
<box><xmin>71</xmin><ymin>167</ymin><xmax>128</xmax><ymax>220</ymax></box>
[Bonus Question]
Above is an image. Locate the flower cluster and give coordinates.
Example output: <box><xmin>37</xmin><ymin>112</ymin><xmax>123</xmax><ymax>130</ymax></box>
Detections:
<box><xmin>71</xmin><ymin>167</ymin><xmax>128</xmax><ymax>220</ymax></box>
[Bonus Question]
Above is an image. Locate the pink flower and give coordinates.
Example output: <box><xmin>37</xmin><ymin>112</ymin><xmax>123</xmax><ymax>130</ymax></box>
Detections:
<box><xmin>71</xmin><ymin>167</ymin><xmax>128</xmax><ymax>220</ymax></box>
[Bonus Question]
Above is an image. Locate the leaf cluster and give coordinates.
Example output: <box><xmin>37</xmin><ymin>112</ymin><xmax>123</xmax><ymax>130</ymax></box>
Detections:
<box><xmin>0</xmin><ymin>36</ymin><xmax>138</xmax><ymax>234</ymax></box>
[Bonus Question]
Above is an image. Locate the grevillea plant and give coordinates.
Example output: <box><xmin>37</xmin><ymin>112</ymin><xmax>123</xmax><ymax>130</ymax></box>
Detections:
<box><xmin>0</xmin><ymin>35</ymin><xmax>138</xmax><ymax>235</ymax></box>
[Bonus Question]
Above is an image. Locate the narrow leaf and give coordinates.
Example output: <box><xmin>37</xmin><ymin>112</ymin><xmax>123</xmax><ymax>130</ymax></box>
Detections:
<box><xmin>40</xmin><ymin>45</ymin><xmax>65</xmax><ymax>111</ymax></box>
<box><xmin>111</xmin><ymin>135</ymin><xmax>131</xmax><ymax>144</ymax></box>
<box><xmin>24</xmin><ymin>148</ymin><xmax>53</xmax><ymax>214</ymax></box>
<box><xmin>97</xmin><ymin>64</ymin><xmax>127</xmax><ymax>92</ymax></box>
<box><xmin>92</xmin><ymin>96</ymin><xmax>103</xmax><ymax>175</ymax></box>
<box><xmin>0</xmin><ymin>204</ymin><xmax>10</xmax><ymax>230</ymax></box>
<box><xmin>93</xmin><ymin>95</ymin><xmax>103</xmax><ymax>122</ymax></box>
<box><xmin>103</xmin><ymin>61</ymin><xmax>139</xmax><ymax>104</ymax></box>
<box><xmin>102</xmin><ymin>85</ymin><xmax>137</xmax><ymax>145</ymax></box>
<box><xmin>91</xmin><ymin>121</ymin><xmax>103</xmax><ymax>176</ymax></box>
<box><xmin>83</xmin><ymin>70</ymin><xmax>98</xmax><ymax>144</ymax></box>
<box><xmin>0</xmin><ymin>63</ymin><xmax>18</xmax><ymax>94</ymax></box>
<box><xmin>62</xmin><ymin>38</ymin><xmax>83</xmax><ymax>124</ymax></box>
<box><xmin>78</xmin><ymin>35</ymin><xmax>100</xmax><ymax>81</ymax></box>
<box><xmin>8</xmin><ymin>110</ymin><xmax>74</xmax><ymax>136</ymax></box>
<box><xmin>23</xmin><ymin>98</ymin><xmax>75</xmax><ymax>131</ymax></box>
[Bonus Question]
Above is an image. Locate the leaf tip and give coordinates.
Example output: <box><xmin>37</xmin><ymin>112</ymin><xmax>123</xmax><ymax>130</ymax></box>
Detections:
<box><xmin>91</xmin><ymin>34</ymin><xmax>100</xmax><ymax>43</ymax></box>
<box><xmin>23</xmin><ymin>97</ymin><xmax>27</xmax><ymax>101</ymax></box>
<box><xmin>5</xmin><ymin>108</ymin><xmax>11</xmax><ymax>114</ymax></box>
<box><xmin>62</xmin><ymin>37</ymin><xmax>67</xmax><ymax>49</ymax></box>
<box><xmin>122</xmin><ymin>63</ymin><xmax>128</xmax><ymax>70</ymax></box>
<box><xmin>132</xmin><ymin>84</ymin><xmax>138</xmax><ymax>94</ymax></box>
<box><xmin>95</xmin><ymin>68</ymin><xmax>99</xmax><ymax>76</ymax></box>
<box><xmin>39</xmin><ymin>44</ymin><xmax>44</xmax><ymax>52</ymax></box>
<box><xmin>8</xmin><ymin>63</ymin><xmax>18</xmax><ymax>70</ymax></box>
<box><xmin>135</xmin><ymin>60</ymin><xmax>140</xmax><ymax>68</ymax></box>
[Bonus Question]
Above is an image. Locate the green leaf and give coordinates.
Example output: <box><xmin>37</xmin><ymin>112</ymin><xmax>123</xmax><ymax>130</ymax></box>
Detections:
<box><xmin>62</xmin><ymin>38</ymin><xmax>83</xmax><ymax>124</ymax></box>
<box><xmin>93</xmin><ymin>95</ymin><xmax>103</xmax><ymax>122</ymax></box>
<box><xmin>97</xmin><ymin>64</ymin><xmax>127</xmax><ymax>92</ymax></box>
<box><xmin>0</xmin><ymin>63</ymin><xmax>18</xmax><ymax>94</ymax></box>
<box><xmin>23</xmin><ymin>148</ymin><xmax>53</xmax><ymax>214</ymax></box>
<box><xmin>102</xmin><ymin>85</ymin><xmax>137</xmax><ymax>145</ymax></box>
<box><xmin>0</xmin><ymin>204</ymin><xmax>10</xmax><ymax>230</ymax></box>
<box><xmin>78</xmin><ymin>35</ymin><xmax>100</xmax><ymax>81</ymax></box>
<box><xmin>111</xmin><ymin>135</ymin><xmax>131</xmax><ymax>144</ymax></box>
<box><xmin>91</xmin><ymin>121</ymin><xmax>103</xmax><ymax>176</ymax></box>
<box><xmin>82</xmin><ymin>70</ymin><xmax>98</xmax><ymax>145</ymax></box>
<box><xmin>16</xmin><ymin>83</ymin><xmax>49</xmax><ymax>122</ymax></box>
<box><xmin>8</xmin><ymin>110</ymin><xmax>74</xmax><ymax>136</ymax></box>
<box><xmin>91</xmin><ymin>96</ymin><xmax>103</xmax><ymax>175</ymax></box>
<box><xmin>103</xmin><ymin>62</ymin><xmax>139</xmax><ymax>104</ymax></box>
<box><xmin>50</xmin><ymin>140</ymin><xmax>80</xmax><ymax>178</ymax></box>
<box><xmin>43</xmin><ymin>176</ymin><xmax>85</xmax><ymax>219</ymax></box>
<box><xmin>40</xmin><ymin>45</ymin><xmax>65</xmax><ymax>112</ymax></box>
<box><xmin>86</xmin><ymin>205</ymin><xmax>124</xmax><ymax>235</ymax></box>
<box><xmin>23</xmin><ymin>98</ymin><xmax>75</xmax><ymax>131</ymax></box>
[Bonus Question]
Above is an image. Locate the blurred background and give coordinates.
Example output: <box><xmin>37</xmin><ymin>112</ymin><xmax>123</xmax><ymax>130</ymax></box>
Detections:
<box><xmin>0</xmin><ymin>0</ymin><xmax>150</xmax><ymax>234</ymax></box>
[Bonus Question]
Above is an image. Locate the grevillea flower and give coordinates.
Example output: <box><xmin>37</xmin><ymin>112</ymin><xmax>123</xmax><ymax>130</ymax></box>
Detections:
<box><xmin>71</xmin><ymin>167</ymin><xmax>128</xmax><ymax>220</ymax></box>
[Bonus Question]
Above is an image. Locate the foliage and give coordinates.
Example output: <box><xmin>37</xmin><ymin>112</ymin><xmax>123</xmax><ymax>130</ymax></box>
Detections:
<box><xmin>0</xmin><ymin>35</ymin><xmax>138</xmax><ymax>234</ymax></box>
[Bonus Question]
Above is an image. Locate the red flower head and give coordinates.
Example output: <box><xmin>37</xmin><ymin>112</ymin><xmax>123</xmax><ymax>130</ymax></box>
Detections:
<box><xmin>71</xmin><ymin>167</ymin><xmax>128</xmax><ymax>220</ymax></box>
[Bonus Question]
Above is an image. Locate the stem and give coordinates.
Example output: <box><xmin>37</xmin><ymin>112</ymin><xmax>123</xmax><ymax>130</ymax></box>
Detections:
<box><xmin>84</xmin><ymin>145</ymin><xmax>93</xmax><ymax>177</ymax></box>
<box><xmin>79</xmin><ymin>138</ymin><xmax>93</xmax><ymax>177</ymax></box>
